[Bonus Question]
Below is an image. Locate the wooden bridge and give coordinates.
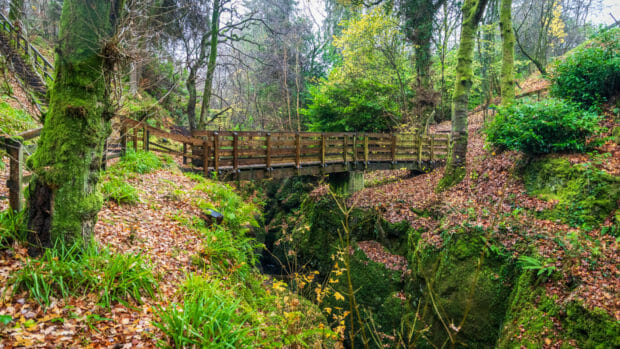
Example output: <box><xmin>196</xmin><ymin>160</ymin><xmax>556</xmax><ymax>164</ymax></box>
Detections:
<box><xmin>120</xmin><ymin>118</ymin><xmax>451</xmax><ymax>180</ymax></box>
<box><xmin>2</xmin><ymin>118</ymin><xmax>451</xmax><ymax>210</ymax></box>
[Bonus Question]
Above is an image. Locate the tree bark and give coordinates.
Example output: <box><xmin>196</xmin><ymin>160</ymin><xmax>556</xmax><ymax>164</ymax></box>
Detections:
<box><xmin>440</xmin><ymin>0</ymin><xmax>489</xmax><ymax>189</ymax></box>
<box><xmin>27</xmin><ymin>0</ymin><xmax>123</xmax><ymax>251</ymax></box>
<box><xmin>198</xmin><ymin>0</ymin><xmax>222</xmax><ymax>130</ymax></box>
<box><xmin>500</xmin><ymin>0</ymin><xmax>516</xmax><ymax>105</ymax></box>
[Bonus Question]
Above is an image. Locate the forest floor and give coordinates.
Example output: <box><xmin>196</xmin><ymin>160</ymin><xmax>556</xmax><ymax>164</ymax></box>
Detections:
<box><xmin>0</xmin><ymin>165</ymin><xmax>206</xmax><ymax>347</ymax></box>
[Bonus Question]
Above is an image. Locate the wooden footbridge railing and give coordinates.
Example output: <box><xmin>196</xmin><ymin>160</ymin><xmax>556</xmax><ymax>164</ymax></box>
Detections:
<box><xmin>1</xmin><ymin>117</ymin><xmax>450</xmax><ymax>211</ymax></box>
<box><xmin>120</xmin><ymin>118</ymin><xmax>451</xmax><ymax>180</ymax></box>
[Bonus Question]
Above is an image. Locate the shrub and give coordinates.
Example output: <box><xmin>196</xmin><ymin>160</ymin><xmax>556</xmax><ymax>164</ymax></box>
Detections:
<box><xmin>154</xmin><ymin>275</ymin><xmax>255</xmax><ymax>348</ymax></box>
<box><xmin>485</xmin><ymin>98</ymin><xmax>601</xmax><ymax>155</ymax></box>
<box><xmin>10</xmin><ymin>240</ymin><xmax>157</xmax><ymax>307</ymax></box>
<box><xmin>550</xmin><ymin>28</ymin><xmax>620</xmax><ymax>107</ymax></box>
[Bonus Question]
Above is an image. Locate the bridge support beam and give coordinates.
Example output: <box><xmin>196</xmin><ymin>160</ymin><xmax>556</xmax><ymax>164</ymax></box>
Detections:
<box><xmin>328</xmin><ymin>170</ymin><xmax>364</xmax><ymax>194</ymax></box>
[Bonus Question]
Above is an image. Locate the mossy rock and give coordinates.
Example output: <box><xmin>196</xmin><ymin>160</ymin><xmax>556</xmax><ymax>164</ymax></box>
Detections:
<box><xmin>522</xmin><ymin>157</ymin><xmax>620</xmax><ymax>229</ymax></box>
<box><xmin>408</xmin><ymin>227</ymin><xmax>517</xmax><ymax>348</ymax></box>
<box><xmin>323</xmin><ymin>248</ymin><xmax>404</xmax><ymax>347</ymax></box>
<box><xmin>498</xmin><ymin>272</ymin><xmax>620</xmax><ymax>348</ymax></box>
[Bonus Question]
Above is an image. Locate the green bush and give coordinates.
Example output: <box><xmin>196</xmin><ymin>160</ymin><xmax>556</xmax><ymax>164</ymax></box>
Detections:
<box><xmin>550</xmin><ymin>28</ymin><xmax>620</xmax><ymax>107</ymax></box>
<box><xmin>485</xmin><ymin>98</ymin><xmax>601</xmax><ymax>155</ymax></box>
<box><xmin>154</xmin><ymin>274</ymin><xmax>255</xmax><ymax>348</ymax></box>
<box><xmin>10</xmin><ymin>240</ymin><xmax>157</xmax><ymax>307</ymax></box>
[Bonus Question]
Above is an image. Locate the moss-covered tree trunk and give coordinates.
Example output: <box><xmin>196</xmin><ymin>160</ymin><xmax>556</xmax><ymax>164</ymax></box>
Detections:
<box><xmin>27</xmin><ymin>0</ymin><xmax>123</xmax><ymax>251</ymax></box>
<box><xmin>499</xmin><ymin>0</ymin><xmax>515</xmax><ymax>105</ymax></box>
<box><xmin>440</xmin><ymin>0</ymin><xmax>489</xmax><ymax>189</ymax></box>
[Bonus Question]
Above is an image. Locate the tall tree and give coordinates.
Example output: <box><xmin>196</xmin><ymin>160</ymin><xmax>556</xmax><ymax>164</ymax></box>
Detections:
<box><xmin>27</xmin><ymin>0</ymin><xmax>124</xmax><ymax>250</ymax></box>
<box><xmin>198</xmin><ymin>0</ymin><xmax>222</xmax><ymax>129</ymax></box>
<box><xmin>401</xmin><ymin>0</ymin><xmax>446</xmax><ymax>89</ymax></box>
<box><xmin>499</xmin><ymin>0</ymin><xmax>515</xmax><ymax>104</ymax></box>
<box><xmin>440</xmin><ymin>0</ymin><xmax>489</xmax><ymax>188</ymax></box>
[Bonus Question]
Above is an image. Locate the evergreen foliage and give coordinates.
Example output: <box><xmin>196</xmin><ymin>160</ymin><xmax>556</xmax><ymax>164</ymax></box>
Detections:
<box><xmin>550</xmin><ymin>28</ymin><xmax>620</xmax><ymax>107</ymax></box>
<box><xmin>485</xmin><ymin>98</ymin><xmax>601</xmax><ymax>155</ymax></box>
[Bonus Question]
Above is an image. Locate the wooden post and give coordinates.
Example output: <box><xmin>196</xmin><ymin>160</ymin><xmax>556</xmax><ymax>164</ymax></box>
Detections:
<box><xmin>418</xmin><ymin>134</ymin><xmax>423</xmax><ymax>163</ymax></box>
<box><xmin>133</xmin><ymin>127</ymin><xmax>138</xmax><ymax>152</ymax></box>
<box><xmin>101</xmin><ymin>139</ymin><xmax>108</xmax><ymax>170</ymax></box>
<box><xmin>353</xmin><ymin>134</ymin><xmax>358</xmax><ymax>163</ymax></box>
<box><xmin>6</xmin><ymin>138</ymin><xmax>24</xmax><ymax>211</ymax></box>
<box><xmin>142</xmin><ymin>125</ymin><xmax>148</xmax><ymax>151</ymax></box>
<box><xmin>182</xmin><ymin>143</ymin><xmax>187</xmax><ymax>164</ymax></box>
<box><xmin>120</xmin><ymin>124</ymin><xmax>127</xmax><ymax>156</ymax></box>
<box><xmin>213</xmin><ymin>132</ymin><xmax>220</xmax><ymax>172</ymax></box>
<box><xmin>430</xmin><ymin>134</ymin><xmax>434</xmax><ymax>162</ymax></box>
<box><xmin>233</xmin><ymin>132</ymin><xmax>239</xmax><ymax>171</ymax></box>
<box><xmin>295</xmin><ymin>133</ymin><xmax>301</xmax><ymax>168</ymax></box>
<box><xmin>363</xmin><ymin>133</ymin><xmax>368</xmax><ymax>167</ymax></box>
<box><xmin>391</xmin><ymin>134</ymin><xmax>397</xmax><ymax>163</ymax></box>
<box><xmin>266</xmin><ymin>133</ymin><xmax>272</xmax><ymax>170</ymax></box>
<box><xmin>203</xmin><ymin>140</ymin><xmax>209</xmax><ymax>176</ymax></box>
<box><xmin>343</xmin><ymin>134</ymin><xmax>348</xmax><ymax>164</ymax></box>
<box><xmin>321</xmin><ymin>133</ymin><xmax>326</xmax><ymax>167</ymax></box>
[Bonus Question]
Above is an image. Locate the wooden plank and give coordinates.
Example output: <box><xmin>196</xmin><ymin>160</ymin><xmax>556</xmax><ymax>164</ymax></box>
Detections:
<box><xmin>18</xmin><ymin>127</ymin><xmax>42</xmax><ymax>141</ymax></box>
<box><xmin>391</xmin><ymin>134</ymin><xmax>396</xmax><ymax>163</ymax></box>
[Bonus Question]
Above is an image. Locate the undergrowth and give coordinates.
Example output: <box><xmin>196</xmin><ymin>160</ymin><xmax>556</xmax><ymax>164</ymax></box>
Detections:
<box><xmin>100</xmin><ymin>150</ymin><xmax>170</xmax><ymax>204</ymax></box>
<box><xmin>9</xmin><ymin>240</ymin><xmax>157</xmax><ymax>307</ymax></box>
<box><xmin>0</xmin><ymin>209</ymin><xmax>27</xmax><ymax>249</ymax></box>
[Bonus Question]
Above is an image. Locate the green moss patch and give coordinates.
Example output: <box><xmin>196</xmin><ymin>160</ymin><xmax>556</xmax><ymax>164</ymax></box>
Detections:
<box><xmin>408</xmin><ymin>226</ymin><xmax>517</xmax><ymax>348</ymax></box>
<box><xmin>522</xmin><ymin>157</ymin><xmax>620</xmax><ymax>229</ymax></box>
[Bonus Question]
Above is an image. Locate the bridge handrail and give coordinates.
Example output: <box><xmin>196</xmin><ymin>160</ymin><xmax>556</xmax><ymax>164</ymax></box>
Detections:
<box><xmin>0</xmin><ymin>12</ymin><xmax>54</xmax><ymax>83</ymax></box>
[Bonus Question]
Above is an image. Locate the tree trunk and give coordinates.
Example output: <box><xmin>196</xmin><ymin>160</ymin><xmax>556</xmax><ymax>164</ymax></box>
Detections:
<box><xmin>499</xmin><ymin>0</ymin><xmax>515</xmax><ymax>105</ymax></box>
<box><xmin>198</xmin><ymin>0</ymin><xmax>221</xmax><ymax>130</ymax></box>
<box><xmin>186</xmin><ymin>66</ymin><xmax>198</xmax><ymax>132</ymax></box>
<box><xmin>440</xmin><ymin>0</ymin><xmax>489</xmax><ymax>189</ymax></box>
<box><xmin>27</xmin><ymin>0</ymin><xmax>123</xmax><ymax>252</ymax></box>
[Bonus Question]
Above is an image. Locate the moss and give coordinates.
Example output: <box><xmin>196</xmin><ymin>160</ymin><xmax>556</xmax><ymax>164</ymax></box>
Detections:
<box><xmin>498</xmin><ymin>271</ymin><xmax>620</xmax><ymax>348</ymax></box>
<box><xmin>324</xmin><ymin>248</ymin><xmax>404</xmax><ymax>346</ymax></box>
<box><xmin>408</xmin><ymin>226</ymin><xmax>517</xmax><ymax>348</ymax></box>
<box><xmin>564</xmin><ymin>302</ymin><xmax>620</xmax><ymax>348</ymax></box>
<box><xmin>0</xmin><ymin>99</ymin><xmax>37</xmax><ymax>135</ymax></box>
<box><xmin>522</xmin><ymin>157</ymin><xmax>620</xmax><ymax>229</ymax></box>
<box><xmin>437</xmin><ymin>164</ymin><xmax>466</xmax><ymax>191</ymax></box>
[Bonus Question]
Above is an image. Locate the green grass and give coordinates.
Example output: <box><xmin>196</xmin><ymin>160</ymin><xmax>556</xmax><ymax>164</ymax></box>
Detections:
<box><xmin>100</xmin><ymin>177</ymin><xmax>140</xmax><ymax>204</ymax></box>
<box><xmin>10</xmin><ymin>240</ymin><xmax>157</xmax><ymax>307</ymax></box>
<box><xmin>0</xmin><ymin>99</ymin><xmax>37</xmax><ymax>136</ymax></box>
<box><xmin>154</xmin><ymin>274</ymin><xmax>255</xmax><ymax>348</ymax></box>
<box><xmin>0</xmin><ymin>209</ymin><xmax>27</xmax><ymax>249</ymax></box>
<box><xmin>99</xmin><ymin>149</ymin><xmax>170</xmax><ymax>205</ymax></box>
